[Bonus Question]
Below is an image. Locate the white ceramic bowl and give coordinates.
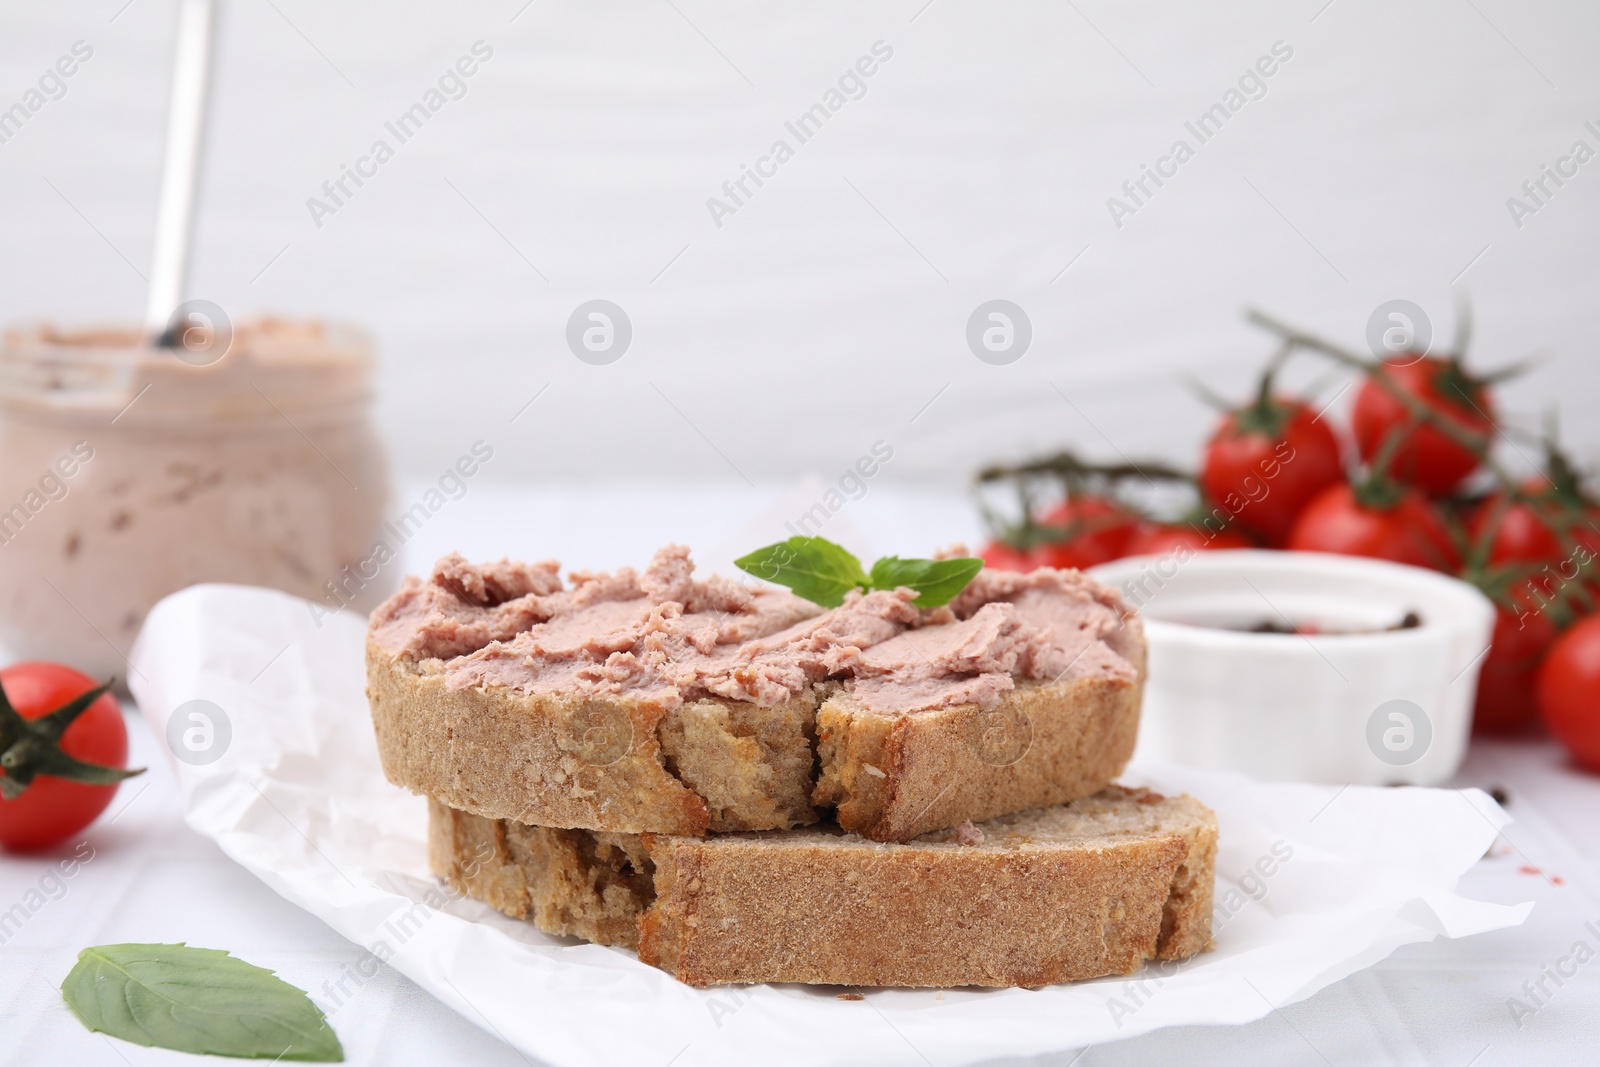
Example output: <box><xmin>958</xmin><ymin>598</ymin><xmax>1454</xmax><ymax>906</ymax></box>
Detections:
<box><xmin>1088</xmin><ymin>550</ymin><xmax>1495</xmax><ymax>786</ymax></box>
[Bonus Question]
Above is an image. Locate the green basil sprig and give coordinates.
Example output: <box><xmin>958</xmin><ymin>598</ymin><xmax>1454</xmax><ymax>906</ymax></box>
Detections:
<box><xmin>61</xmin><ymin>943</ymin><xmax>344</xmax><ymax>1061</ymax></box>
<box><xmin>735</xmin><ymin>536</ymin><xmax>983</xmax><ymax>608</ymax></box>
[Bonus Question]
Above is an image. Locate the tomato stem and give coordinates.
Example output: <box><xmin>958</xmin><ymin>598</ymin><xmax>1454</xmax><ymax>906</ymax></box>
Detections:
<box><xmin>975</xmin><ymin>450</ymin><xmax>1196</xmax><ymax>487</ymax></box>
<box><xmin>1245</xmin><ymin>308</ymin><xmax>1516</xmax><ymax>490</ymax></box>
<box><xmin>0</xmin><ymin>679</ymin><xmax>144</xmax><ymax>801</ymax></box>
<box><xmin>1240</xmin><ymin>342</ymin><xmax>1295</xmax><ymax>438</ymax></box>
<box><xmin>975</xmin><ymin>450</ymin><xmax>1194</xmax><ymax>547</ymax></box>
<box><xmin>1353</xmin><ymin>417</ymin><xmax>1419</xmax><ymax>510</ymax></box>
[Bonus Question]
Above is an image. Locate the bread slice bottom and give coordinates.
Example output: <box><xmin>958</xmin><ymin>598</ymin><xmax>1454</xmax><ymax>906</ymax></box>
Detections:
<box><xmin>428</xmin><ymin>786</ymin><xmax>1216</xmax><ymax>988</ymax></box>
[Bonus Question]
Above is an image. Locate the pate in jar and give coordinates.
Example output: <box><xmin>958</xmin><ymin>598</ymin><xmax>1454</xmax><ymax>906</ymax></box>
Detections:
<box><xmin>0</xmin><ymin>319</ymin><xmax>392</xmax><ymax>679</ymax></box>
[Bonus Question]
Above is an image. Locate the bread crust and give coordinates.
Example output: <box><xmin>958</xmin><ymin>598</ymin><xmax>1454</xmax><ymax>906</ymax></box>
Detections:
<box><xmin>373</xmin><ymin>639</ymin><xmax>1142</xmax><ymax>841</ymax></box>
<box><xmin>428</xmin><ymin>787</ymin><xmax>1217</xmax><ymax>988</ymax></box>
<box><xmin>374</xmin><ymin>642</ymin><xmax>709</xmax><ymax>835</ymax></box>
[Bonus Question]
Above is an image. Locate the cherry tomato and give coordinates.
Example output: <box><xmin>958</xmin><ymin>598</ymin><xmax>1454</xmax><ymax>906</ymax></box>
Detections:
<box><xmin>1201</xmin><ymin>398</ymin><xmax>1344</xmax><ymax>547</ymax></box>
<box><xmin>1286</xmin><ymin>483</ymin><xmax>1461</xmax><ymax>571</ymax></box>
<box><xmin>1473</xmin><ymin>494</ymin><xmax>1562</xmax><ymax>561</ymax></box>
<box><xmin>979</xmin><ymin>540</ymin><xmax>1053</xmax><ymax>573</ymax></box>
<box><xmin>1476</xmin><ymin>490</ymin><xmax>1600</xmax><ymax>605</ymax></box>
<box><xmin>1537</xmin><ymin>615</ymin><xmax>1600</xmax><ymax>771</ymax></box>
<box><xmin>1468</xmin><ymin>487</ymin><xmax>1566</xmax><ymax>599</ymax></box>
<box><xmin>1351</xmin><ymin>357</ymin><xmax>1494</xmax><ymax>495</ymax></box>
<box><xmin>1579</xmin><ymin>526</ymin><xmax>1600</xmax><ymax>600</ymax></box>
<box><xmin>1473</xmin><ymin>602</ymin><xmax>1557</xmax><ymax>735</ymax></box>
<box><xmin>1036</xmin><ymin>496</ymin><xmax>1141</xmax><ymax>569</ymax></box>
<box><xmin>0</xmin><ymin>662</ymin><xmax>132</xmax><ymax>852</ymax></box>
<box><xmin>1123</xmin><ymin>524</ymin><xmax>1255</xmax><ymax>556</ymax></box>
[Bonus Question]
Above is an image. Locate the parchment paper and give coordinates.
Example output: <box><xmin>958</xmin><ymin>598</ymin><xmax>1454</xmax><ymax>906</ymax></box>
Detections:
<box><xmin>127</xmin><ymin>584</ymin><xmax>1532</xmax><ymax>1067</ymax></box>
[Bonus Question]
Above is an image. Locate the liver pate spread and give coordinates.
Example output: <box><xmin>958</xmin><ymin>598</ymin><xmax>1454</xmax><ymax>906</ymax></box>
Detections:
<box><xmin>369</xmin><ymin>545</ymin><xmax>1141</xmax><ymax>714</ymax></box>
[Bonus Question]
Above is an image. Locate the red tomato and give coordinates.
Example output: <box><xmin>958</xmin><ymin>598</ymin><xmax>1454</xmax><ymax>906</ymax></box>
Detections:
<box><xmin>1553</xmin><ymin>513</ymin><xmax>1600</xmax><ymax>604</ymax></box>
<box><xmin>979</xmin><ymin>540</ymin><xmax>1052</xmax><ymax>573</ymax></box>
<box><xmin>0</xmin><ymin>662</ymin><xmax>133</xmax><ymax>852</ymax></box>
<box><xmin>1473</xmin><ymin>603</ymin><xmax>1558</xmax><ymax>735</ymax></box>
<box><xmin>1537</xmin><ymin>615</ymin><xmax>1600</xmax><ymax>771</ymax></box>
<box><xmin>1351</xmin><ymin>357</ymin><xmax>1494</xmax><ymax>495</ymax></box>
<box><xmin>1474</xmin><ymin>491</ymin><xmax>1600</xmax><ymax>607</ymax></box>
<box><xmin>1580</xmin><ymin>526</ymin><xmax>1600</xmax><ymax>599</ymax></box>
<box><xmin>1470</xmin><ymin>491</ymin><xmax>1565</xmax><ymax>568</ymax></box>
<box><xmin>1286</xmin><ymin>483</ymin><xmax>1461</xmax><ymax>571</ymax></box>
<box><xmin>1036</xmin><ymin>496</ymin><xmax>1140</xmax><ymax>569</ymax></box>
<box><xmin>1123</xmin><ymin>524</ymin><xmax>1255</xmax><ymax>556</ymax></box>
<box><xmin>1468</xmin><ymin>486</ymin><xmax>1572</xmax><ymax>604</ymax></box>
<box><xmin>1201</xmin><ymin>398</ymin><xmax>1344</xmax><ymax>546</ymax></box>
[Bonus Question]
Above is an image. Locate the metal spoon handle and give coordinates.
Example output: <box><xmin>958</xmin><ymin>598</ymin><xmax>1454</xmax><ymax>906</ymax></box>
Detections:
<box><xmin>144</xmin><ymin>0</ymin><xmax>215</xmax><ymax>343</ymax></box>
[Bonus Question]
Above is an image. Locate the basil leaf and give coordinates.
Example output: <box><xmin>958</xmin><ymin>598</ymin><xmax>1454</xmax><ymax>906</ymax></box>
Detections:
<box><xmin>61</xmin><ymin>943</ymin><xmax>344</xmax><ymax>1062</ymax></box>
<box><xmin>736</xmin><ymin>538</ymin><xmax>987</xmax><ymax>608</ymax></box>
<box><xmin>869</xmin><ymin>556</ymin><xmax>985</xmax><ymax>608</ymax></box>
<box><xmin>735</xmin><ymin>537</ymin><xmax>870</xmax><ymax>607</ymax></box>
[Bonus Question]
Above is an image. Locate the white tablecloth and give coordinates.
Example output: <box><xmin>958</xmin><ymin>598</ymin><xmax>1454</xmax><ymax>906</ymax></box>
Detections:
<box><xmin>4</xmin><ymin>482</ymin><xmax>1597</xmax><ymax>1065</ymax></box>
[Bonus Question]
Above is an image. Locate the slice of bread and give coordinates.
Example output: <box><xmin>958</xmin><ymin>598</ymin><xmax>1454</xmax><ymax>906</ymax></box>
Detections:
<box><xmin>369</xmin><ymin>547</ymin><xmax>1145</xmax><ymax>843</ymax></box>
<box><xmin>373</xmin><ymin>651</ymin><xmax>1141</xmax><ymax>840</ymax></box>
<box><xmin>428</xmin><ymin>786</ymin><xmax>1216</xmax><ymax>988</ymax></box>
<box><xmin>371</xmin><ymin>653</ymin><xmax>821</xmax><ymax>837</ymax></box>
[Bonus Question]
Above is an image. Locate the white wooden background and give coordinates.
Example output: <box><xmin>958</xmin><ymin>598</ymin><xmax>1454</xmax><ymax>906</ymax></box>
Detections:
<box><xmin>2</xmin><ymin>0</ymin><xmax>1597</xmax><ymax>486</ymax></box>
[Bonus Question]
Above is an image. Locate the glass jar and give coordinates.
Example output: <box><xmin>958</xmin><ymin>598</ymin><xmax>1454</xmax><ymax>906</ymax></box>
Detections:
<box><xmin>0</xmin><ymin>319</ymin><xmax>392</xmax><ymax>680</ymax></box>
